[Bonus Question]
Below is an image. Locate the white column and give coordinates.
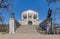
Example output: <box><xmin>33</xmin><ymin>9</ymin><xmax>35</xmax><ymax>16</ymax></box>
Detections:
<box><xmin>37</xmin><ymin>13</ymin><xmax>39</xmax><ymax>20</ymax></box>
<box><xmin>27</xmin><ymin>13</ymin><xmax>28</xmax><ymax>19</ymax></box>
<box><xmin>32</xmin><ymin>14</ymin><xmax>33</xmax><ymax>19</ymax></box>
<box><xmin>9</xmin><ymin>18</ymin><xmax>15</xmax><ymax>34</ymax></box>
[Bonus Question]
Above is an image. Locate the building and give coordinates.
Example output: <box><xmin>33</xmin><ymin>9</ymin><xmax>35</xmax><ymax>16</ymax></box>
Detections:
<box><xmin>20</xmin><ymin>10</ymin><xmax>40</xmax><ymax>25</ymax></box>
<box><xmin>9</xmin><ymin>10</ymin><xmax>40</xmax><ymax>34</ymax></box>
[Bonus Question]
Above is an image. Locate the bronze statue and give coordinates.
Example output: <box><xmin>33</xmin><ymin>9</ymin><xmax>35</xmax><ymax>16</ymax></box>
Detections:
<box><xmin>10</xmin><ymin>11</ymin><xmax>15</xmax><ymax>18</ymax></box>
<box><xmin>47</xmin><ymin>8</ymin><xmax>52</xmax><ymax>18</ymax></box>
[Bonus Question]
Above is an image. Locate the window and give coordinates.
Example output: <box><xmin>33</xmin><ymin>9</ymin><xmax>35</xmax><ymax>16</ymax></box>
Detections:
<box><xmin>28</xmin><ymin>15</ymin><xmax>32</xmax><ymax>19</ymax></box>
<box><xmin>33</xmin><ymin>15</ymin><xmax>37</xmax><ymax>19</ymax></box>
<box><xmin>23</xmin><ymin>15</ymin><xmax>27</xmax><ymax>19</ymax></box>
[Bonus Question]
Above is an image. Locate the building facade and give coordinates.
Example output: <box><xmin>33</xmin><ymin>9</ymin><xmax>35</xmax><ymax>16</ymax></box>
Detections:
<box><xmin>9</xmin><ymin>10</ymin><xmax>40</xmax><ymax>34</ymax></box>
<box><xmin>20</xmin><ymin>10</ymin><xmax>40</xmax><ymax>25</ymax></box>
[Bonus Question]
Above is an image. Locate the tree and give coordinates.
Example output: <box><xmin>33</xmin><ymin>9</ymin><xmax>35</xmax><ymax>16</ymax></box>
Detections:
<box><xmin>0</xmin><ymin>12</ymin><xmax>4</xmax><ymax>26</ymax></box>
<box><xmin>0</xmin><ymin>0</ymin><xmax>12</xmax><ymax>25</ymax></box>
<box><xmin>46</xmin><ymin>0</ymin><xmax>60</xmax><ymax>6</ymax></box>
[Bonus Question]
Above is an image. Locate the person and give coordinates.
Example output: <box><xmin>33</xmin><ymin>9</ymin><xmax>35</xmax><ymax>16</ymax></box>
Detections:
<box><xmin>47</xmin><ymin>8</ymin><xmax>52</xmax><ymax>18</ymax></box>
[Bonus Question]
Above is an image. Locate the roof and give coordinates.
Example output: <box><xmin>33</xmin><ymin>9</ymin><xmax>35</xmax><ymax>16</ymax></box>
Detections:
<box><xmin>22</xmin><ymin>10</ymin><xmax>38</xmax><ymax>14</ymax></box>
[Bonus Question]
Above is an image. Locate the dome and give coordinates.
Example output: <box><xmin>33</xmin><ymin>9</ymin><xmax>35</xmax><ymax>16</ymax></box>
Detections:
<box><xmin>22</xmin><ymin>10</ymin><xmax>38</xmax><ymax>14</ymax></box>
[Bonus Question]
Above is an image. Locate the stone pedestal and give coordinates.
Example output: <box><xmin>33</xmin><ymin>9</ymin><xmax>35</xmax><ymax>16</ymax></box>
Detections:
<box><xmin>9</xmin><ymin>18</ymin><xmax>15</xmax><ymax>34</ymax></box>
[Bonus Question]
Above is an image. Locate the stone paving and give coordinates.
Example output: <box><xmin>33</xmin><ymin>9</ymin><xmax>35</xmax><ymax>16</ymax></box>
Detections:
<box><xmin>0</xmin><ymin>25</ymin><xmax>60</xmax><ymax>39</ymax></box>
<box><xmin>0</xmin><ymin>33</ymin><xmax>60</xmax><ymax>39</ymax></box>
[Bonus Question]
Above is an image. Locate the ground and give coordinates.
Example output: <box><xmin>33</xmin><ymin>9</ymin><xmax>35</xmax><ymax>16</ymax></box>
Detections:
<box><xmin>0</xmin><ymin>25</ymin><xmax>60</xmax><ymax>39</ymax></box>
<box><xmin>0</xmin><ymin>33</ymin><xmax>60</xmax><ymax>39</ymax></box>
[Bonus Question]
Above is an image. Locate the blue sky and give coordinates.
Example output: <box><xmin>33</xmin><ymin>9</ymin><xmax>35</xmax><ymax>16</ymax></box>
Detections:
<box><xmin>1</xmin><ymin>0</ymin><xmax>60</xmax><ymax>24</ymax></box>
<box><xmin>13</xmin><ymin>0</ymin><xmax>48</xmax><ymax>20</ymax></box>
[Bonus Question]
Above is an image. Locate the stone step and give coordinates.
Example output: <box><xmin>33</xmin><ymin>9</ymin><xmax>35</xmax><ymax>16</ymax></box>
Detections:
<box><xmin>16</xmin><ymin>26</ymin><xmax>38</xmax><ymax>30</ymax></box>
<box><xmin>16</xmin><ymin>25</ymin><xmax>39</xmax><ymax>33</ymax></box>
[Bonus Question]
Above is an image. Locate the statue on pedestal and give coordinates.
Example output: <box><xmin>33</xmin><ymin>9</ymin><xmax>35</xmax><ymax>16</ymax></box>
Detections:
<box><xmin>10</xmin><ymin>11</ymin><xmax>15</xmax><ymax>18</ymax></box>
<box><xmin>47</xmin><ymin>8</ymin><xmax>52</xmax><ymax>18</ymax></box>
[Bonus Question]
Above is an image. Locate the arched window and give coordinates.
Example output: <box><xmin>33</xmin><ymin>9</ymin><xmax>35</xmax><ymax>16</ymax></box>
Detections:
<box><xmin>28</xmin><ymin>14</ymin><xmax>32</xmax><ymax>19</ymax></box>
<box><xmin>23</xmin><ymin>15</ymin><xmax>27</xmax><ymax>19</ymax></box>
<box><xmin>33</xmin><ymin>15</ymin><xmax>37</xmax><ymax>19</ymax></box>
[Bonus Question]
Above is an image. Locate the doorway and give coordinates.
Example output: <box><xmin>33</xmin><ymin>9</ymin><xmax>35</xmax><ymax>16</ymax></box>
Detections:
<box><xmin>28</xmin><ymin>21</ymin><xmax>32</xmax><ymax>25</ymax></box>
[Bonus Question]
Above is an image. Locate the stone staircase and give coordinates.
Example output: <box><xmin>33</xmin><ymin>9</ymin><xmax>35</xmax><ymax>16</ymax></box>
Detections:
<box><xmin>16</xmin><ymin>25</ymin><xmax>39</xmax><ymax>33</ymax></box>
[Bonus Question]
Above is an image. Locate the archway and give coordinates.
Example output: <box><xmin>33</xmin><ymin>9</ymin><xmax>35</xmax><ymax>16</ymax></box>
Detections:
<box><xmin>28</xmin><ymin>21</ymin><xmax>32</xmax><ymax>25</ymax></box>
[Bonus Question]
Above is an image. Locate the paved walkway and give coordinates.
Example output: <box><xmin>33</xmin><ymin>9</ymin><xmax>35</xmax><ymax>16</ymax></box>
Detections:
<box><xmin>0</xmin><ymin>25</ymin><xmax>60</xmax><ymax>39</ymax></box>
<box><xmin>0</xmin><ymin>33</ymin><xmax>60</xmax><ymax>39</ymax></box>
